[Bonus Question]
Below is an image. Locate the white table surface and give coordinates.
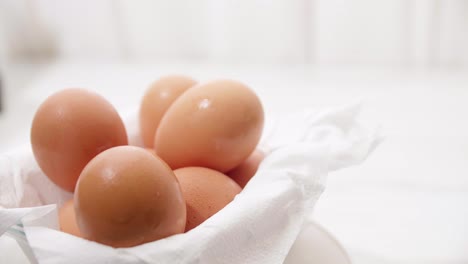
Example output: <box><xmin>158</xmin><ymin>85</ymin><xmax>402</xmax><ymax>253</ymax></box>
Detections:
<box><xmin>1</xmin><ymin>61</ymin><xmax>467</xmax><ymax>263</ymax></box>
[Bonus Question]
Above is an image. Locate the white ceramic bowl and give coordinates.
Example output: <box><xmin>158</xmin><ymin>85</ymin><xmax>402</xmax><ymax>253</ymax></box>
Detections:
<box><xmin>284</xmin><ymin>219</ymin><xmax>351</xmax><ymax>264</ymax></box>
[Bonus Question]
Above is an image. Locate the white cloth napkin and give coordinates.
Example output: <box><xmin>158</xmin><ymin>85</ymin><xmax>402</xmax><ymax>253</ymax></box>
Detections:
<box><xmin>0</xmin><ymin>103</ymin><xmax>380</xmax><ymax>264</ymax></box>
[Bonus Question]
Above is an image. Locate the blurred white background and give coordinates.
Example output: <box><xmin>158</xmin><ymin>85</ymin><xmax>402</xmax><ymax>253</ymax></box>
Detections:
<box><xmin>0</xmin><ymin>0</ymin><xmax>467</xmax><ymax>66</ymax></box>
<box><xmin>0</xmin><ymin>1</ymin><xmax>468</xmax><ymax>264</ymax></box>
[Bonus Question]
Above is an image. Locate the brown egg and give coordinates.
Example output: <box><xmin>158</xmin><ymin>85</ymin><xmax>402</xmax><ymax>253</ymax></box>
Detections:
<box><xmin>31</xmin><ymin>88</ymin><xmax>128</xmax><ymax>192</ymax></box>
<box><xmin>74</xmin><ymin>146</ymin><xmax>186</xmax><ymax>247</ymax></box>
<box><xmin>155</xmin><ymin>80</ymin><xmax>264</xmax><ymax>172</ymax></box>
<box><xmin>174</xmin><ymin>167</ymin><xmax>242</xmax><ymax>232</ymax></box>
<box><xmin>145</xmin><ymin>148</ymin><xmax>157</xmax><ymax>157</ymax></box>
<box><xmin>139</xmin><ymin>75</ymin><xmax>196</xmax><ymax>147</ymax></box>
<box><xmin>58</xmin><ymin>199</ymin><xmax>82</xmax><ymax>237</ymax></box>
<box><xmin>227</xmin><ymin>149</ymin><xmax>265</xmax><ymax>188</ymax></box>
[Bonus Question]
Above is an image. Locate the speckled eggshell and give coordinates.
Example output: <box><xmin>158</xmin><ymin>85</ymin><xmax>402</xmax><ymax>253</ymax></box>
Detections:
<box><xmin>174</xmin><ymin>167</ymin><xmax>242</xmax><ymax>232</ymax></box>
<box><xmin>74</xmin><ymin>146</ymin><xmax>186</xmax><ymax>247</ymax></box>
<box><xmin>155</xmin><ymin>80</ymin><xmax>264</xmax><ymax>172</ymax></box>
<box><xmin>31</xmin><ymin>88</ymin><xmax>128</xmax><ymax>192</ymax></box>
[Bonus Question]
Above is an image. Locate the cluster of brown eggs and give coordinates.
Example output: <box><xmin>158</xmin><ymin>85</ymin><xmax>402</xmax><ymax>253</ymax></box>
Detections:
<box><xmin>30</xmin><ymin>75</ymin><xmax>265</xmax><ymax>247</ymax></box>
